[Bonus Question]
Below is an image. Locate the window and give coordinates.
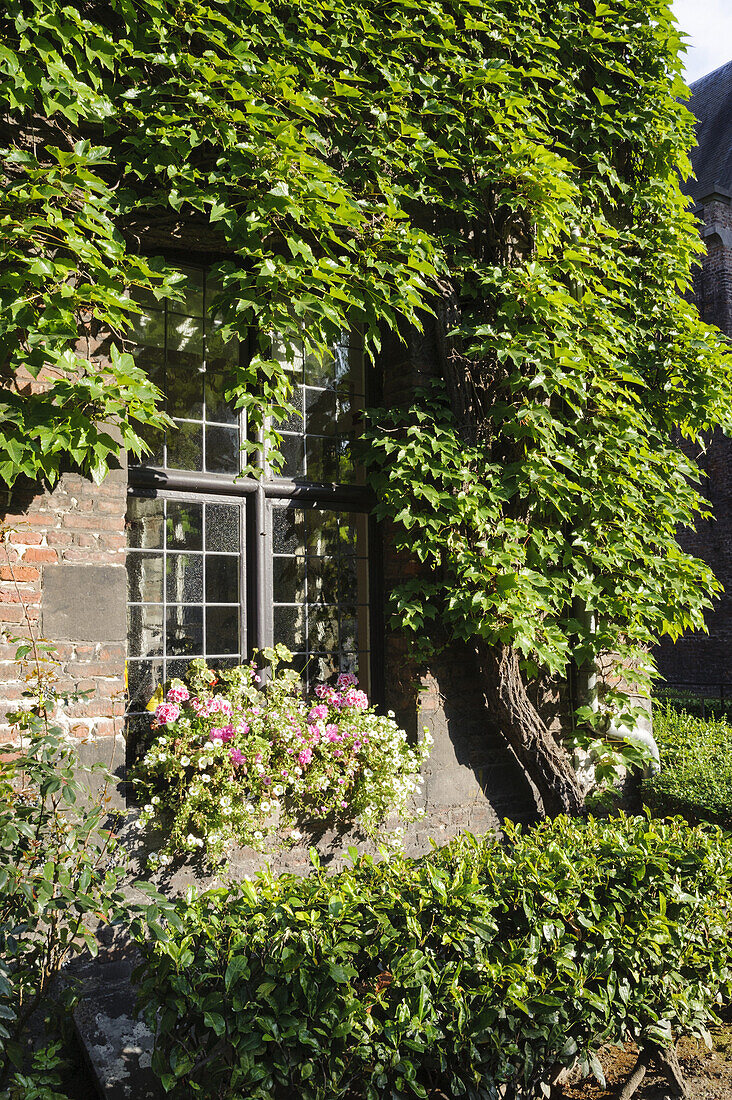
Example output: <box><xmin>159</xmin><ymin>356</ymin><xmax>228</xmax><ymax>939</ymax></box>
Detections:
<box><xmin>125</xmin><ymin>267</ymin><xmax>377</xmax><ymax>758</ymax></box>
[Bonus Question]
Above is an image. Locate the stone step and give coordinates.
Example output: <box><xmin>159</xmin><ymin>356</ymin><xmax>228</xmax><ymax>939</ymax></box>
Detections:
<box><xmin>72</xmin><ymin>945</ymin><xmax>160</xmax><ymax>1100</ymax></box>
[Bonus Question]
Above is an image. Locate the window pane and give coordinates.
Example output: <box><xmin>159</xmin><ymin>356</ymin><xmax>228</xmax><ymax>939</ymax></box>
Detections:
<box><xmin>206</xmin><ymin>556</ymin><xmax>239</xmax><ymax>603</ymax></box>
<box><xmin>166</xmin><ymin>421</ymin><xmax>203</xmax><ymax>471</ymax></box>
<box><xmin>306</xmin><ymin>509</ymin><xmax>340</xmax><ymax>557</ymax></box>
<box><xmin>128</xmin><ymin>552</ymin><xmax>164</xmax><ymax>603</ymax></box>
<box><xmin>274</xmin><ymin>605</ymin><xmax>306</xmax><ymax>650</ymax></box>
<box><xmin>134</xmin><ymin>422</ymin><xmax>165</xmax><ymax>467</ymax></box>
<box><xmin>305</xmin><ymin>436</ymin><xmax>337</xmax><ymax>483</ymax></box>
<box><xmin>166</xmin><ymin>501</ymin><xmax>203</xmax><ymax>550</ymax></box>
<box><xmin>205</xmin><ymin>503</ymin><xmax>240</xmax><ymax>553</ymax></box>
<box><xmin>307</xmin><ymin>606</ymin><xmax>339</xmax><ymax>651</ymax></box>
<box><xmin>305</xmin><ymin>387</ymin><xmax>336</xmax><ymax>435</ymax></box>
<box><xmin>166</xmin><ymin>553</ymin><xmax>203</xmax><ymax>603</ymax></box>
<box><xmin>127</xmin><ymin>497</ymin><xmax>164</xmax><ymax>549</ymax></box>
<box><xmin>128</xmin><ymin>308</ymin><xmax>165</xmax><ymax>348</ymax></box>
<box><xmin>279</xmin><ymin>434</ymin><xmax>305</xmax><ymax>479</ymax></box>
<box><xmin>205</xmin><ymin>425</ymin><xmax>239</xmax><ymax>474</ymax></box>
<box><xmin>206</xmin><ymin>606</ymin><xmax>239</xmax><ymax>656</ymax></box>
<box><xmin>273</xmin><ymin>507</ymin><xmax>305</xmax><ymax>554</ymax></box>
<box><xmin>306</xmin><ymin>652</ymin><xmax>340</xmax><ymax>686</ymax></box>
<box><xmin>271</xmin><ymin>504</ymin><xmax>369</xmax><ymax>693</ymax></box>
<box><xmin>306</xmin><ymin>556</ymin><xmax>338</xmax><ymax>604</ymax></box>
<box><xmin>205</xmin><ymin>372</ymin><xmax>238</xmax><ymax>424</ymax></box>
<box><xmin>166</xmin><ymin>605</ymin><xmax>203</xmax><ymax>657</ymax></box>
<box><xmin>168</xmin><ymin>316</ymin><xmax>204</xmax><ymax>355</ymax></box>
<box><xmin>278</xmin><ymin>385</ymin><xmax>303</xmax><ymax>433</ymax></box>
<box><xmin>129</xmin><ymin>605</ymin><xmax>163</xmax><ymax>658</ymax></box>
<box><xmin>127</xmin><ymin>659</ymin><xmax>162</xmax><ymax>711</ymax></box>
<box><xmin>174</xmin><ymin>266</ymin><xmax>205</xmax><ymax>316</ymax></box>
<box><xmin>273</xmin><ymin>555</ymin><xmax>306</xmax><ymax>603</ymax></box>
<box><xmin>167</xmin><ymin>355</ymin><xmax>204</xmax><ymax>419</ymax></box>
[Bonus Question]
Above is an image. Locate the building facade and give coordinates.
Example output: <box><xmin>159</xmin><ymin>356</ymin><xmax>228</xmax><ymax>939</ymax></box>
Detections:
<box><xmin>656</xmin><ymin>60</ymin><xmax>732</xmax><ymax>691</ymax></box>
<box><xmin>0</xmin><ymin>251</ymin><xmax>539</xmax><ymax>867</ymax></box>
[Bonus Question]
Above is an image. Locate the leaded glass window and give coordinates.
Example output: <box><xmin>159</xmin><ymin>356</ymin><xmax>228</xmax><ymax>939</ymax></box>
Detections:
<box><xmin>128</xmin><ymin>267</ymin><xmax>240</xmax><ymax>474</ymax></box>
<box><xmin>125</xmin><ymin>266</ymin><xmax>377</xmax><ymax>762</ymax></box>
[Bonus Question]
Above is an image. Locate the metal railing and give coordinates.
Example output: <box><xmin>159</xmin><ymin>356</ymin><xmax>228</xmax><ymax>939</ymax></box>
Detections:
<box><xmin>655</xmin><ymin>681</ymin><xmax>732</xmax><ymax>720</ymax></box>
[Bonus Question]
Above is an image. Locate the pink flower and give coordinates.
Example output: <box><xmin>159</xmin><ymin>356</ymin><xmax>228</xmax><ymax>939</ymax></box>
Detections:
<box><xmin>298</xmin><ymin>748</ymin><xmax>313</xmax><ymax>767</ymax></box>
<box><xmin>166</xmin><ymin>684</ymin><xmax>190</xmax><ymax>704</ymax></box>
<box><xmin>342</xmin><ymin>688</ymin><xmax>368</xmax><ymax>710</ymax></box>
<box><xmin>308</xmin><ymin>704</ymin><xmax>328</xmax><ymax>721</ymax></box>
<box><xmin>326</xmin><ymin>724</ymin><xmax>340</xmax><ymax>743</ymax></box>
<box><xmin>210</xmin><ymin>696</ymin><xmax>233</xmax><ymax>716</ymax></box>
<box><xmin>307</xmin><ymin>723</ymin><xmax>321</xmax><ymax>744</ymax></box>
<box><xmin>236</xmin><ymin>720</ymin><xmax>250</xmax><ymax>736</ymax></box>
<box><xmin>229</xmin><ymin>748</ymin><xmax>246</xmax><ymax>766</ymax></box>
<box><xmin>155</xmin><ymin>701</ymin><xmax>180</xmax><ymax>725</ymax></box>
<box><xmin>337</xmin><ymin>672</ymin><xmax>358</xmax><ymax>690</ymax></box>
<box><xmin>191</xmin><ymin>696</ymin><xmax>215</xmax><ymax>717</ymax></box>
<box><xmin>210</xmin><ymin>724</ymin><xmax>235</xmax><ymax>743</ymax></box>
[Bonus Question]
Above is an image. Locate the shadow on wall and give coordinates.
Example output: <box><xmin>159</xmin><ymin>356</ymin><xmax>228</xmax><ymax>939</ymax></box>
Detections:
<box><xmin>411</xmin><ymin>642</ymin><xmax>542</xmax><ymax>831</ymax></box>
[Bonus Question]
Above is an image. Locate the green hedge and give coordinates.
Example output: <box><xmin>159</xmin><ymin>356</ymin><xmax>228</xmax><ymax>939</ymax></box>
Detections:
<box><xmin>134</xmin><ymin>815</ymin><xmax>732</xmax><ymax>1099</ymax></box>
<box><xmin>643</xmin><ymin>703</ymin><xmax>732</xmax><ymax>826</ymax></box>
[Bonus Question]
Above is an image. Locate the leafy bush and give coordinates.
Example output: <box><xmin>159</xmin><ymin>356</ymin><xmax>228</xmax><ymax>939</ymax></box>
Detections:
<box><xmin>642</xmin><ymin>702</ymin><xmax>732</xmax><ymax>826</ymax></box>
<box><xmin>135</xmin><ymin>814</ymin><xmax>732</xmax><ymax>1099</ymax></box>
<box><xmin>0</xmin><ymin>632</ymin><xmax>173</xmax><ymax>1097</ymax></box>
<box><xmin>132</xmin><ymin>647</ymin><xmax>431</xmax><ymax>867</ymax></box>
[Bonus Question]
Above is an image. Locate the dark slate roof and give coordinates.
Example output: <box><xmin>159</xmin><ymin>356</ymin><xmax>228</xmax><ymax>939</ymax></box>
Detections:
<box><xmin>686</xmin><ymin>59</ymin><xmax>732</xmax><ymax>205</ymax></box>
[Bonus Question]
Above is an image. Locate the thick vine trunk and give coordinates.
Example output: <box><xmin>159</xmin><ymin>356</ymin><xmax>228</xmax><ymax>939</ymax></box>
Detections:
<box><xmin>476</xmin><ymin>641</ymin><xmax>585</xmax><ymax>817</ymax></box>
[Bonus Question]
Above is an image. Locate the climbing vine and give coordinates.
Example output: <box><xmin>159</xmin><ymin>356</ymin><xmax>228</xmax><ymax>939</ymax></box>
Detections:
<box><xmin>2</xmin><ymin>0</ymin><xmax>730</xmax><ymax>809</ymax></box>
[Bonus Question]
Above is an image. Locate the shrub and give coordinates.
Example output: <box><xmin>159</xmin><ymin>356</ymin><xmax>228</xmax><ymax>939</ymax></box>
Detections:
<box><xmin>0</xmin><ymin>633</ymin><xmax>173</xmax><ymax>1097</ymax></box>
<box><xmin>642</xmin><ymin>702</ymin><xmax>732</xmax><ymax>826</ymax></box>
<box><xmin>131</xmin><ymin>646</ymin><xmax>431</xmax><ymax>866</ymax></box>
<box><xmin>134</xmin><ymin>814</ymin><xmax>732</xmax><ymax>1099</ymax></box>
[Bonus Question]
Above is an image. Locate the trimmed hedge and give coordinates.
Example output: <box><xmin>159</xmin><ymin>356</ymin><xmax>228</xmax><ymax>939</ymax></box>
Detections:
<box><xmin>643</xmin><ymin>703</ymin><xmax>732</xmax><ymax>826</ymax></box>
<box><xmin>134</xmin><ymin>815</ymin><xmax>732</xmax><ymax>1099</ymax></box>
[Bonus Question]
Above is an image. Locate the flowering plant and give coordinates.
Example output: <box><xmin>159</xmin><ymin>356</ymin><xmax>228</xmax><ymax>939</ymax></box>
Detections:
<box><xmin>131</xmin><ymin>645</ymin><xmax>431</xmax><ymax>866</ymax></box>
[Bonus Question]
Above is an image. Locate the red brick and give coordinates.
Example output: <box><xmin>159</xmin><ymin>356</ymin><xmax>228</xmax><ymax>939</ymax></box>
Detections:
<box><xmin>99</xmin><ymin>645</ymin><xmax>126</xmax><ymax>662</ymax></box>
<box><xmin>0</xmin><ymin>566</ymin><xmax>39</xmax><ymax>583</ymax></box>
<box><xmin>61</xmin><ymin>551</ymin><xmax>115</xmax><ymax>564</ymax></box>
<box><xmin>62</xmin><ymin>514</ymin><xmax>120</xmax><ymax>531</ymax></box>
<box><xmin>46</xmin><ymin>530</ymin><xmax>73</xmax><ymax>547</ymax></box>
<box><xmin>6</xmin><ymin>531</ymin><xmax>44</xmax><ymax>545</ymax></box>
<box><xmin>0</xmin><ymin>590</ymin><xmax>41</xmax><ymax>605</ymax></box>
<box><xmin>23</xmin><ymin>547</ymin><xmax>58</xmax><ymax>563</ymax></box>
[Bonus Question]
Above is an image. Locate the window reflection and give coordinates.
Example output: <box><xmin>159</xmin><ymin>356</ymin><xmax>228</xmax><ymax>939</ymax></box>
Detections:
<box><xmin>271</xmin><ymin>504</ymin><xmax>370</xmax><ymax>692</ymax></box>
<box><xmin>272</xmin><ymin>332</ymin><xmax>365</xmax><ymax>485</ymax></box>
<box><xmin>127</xmin><ymin>266</ymin><xmax>241</xmax><ymax>475</ymax></box>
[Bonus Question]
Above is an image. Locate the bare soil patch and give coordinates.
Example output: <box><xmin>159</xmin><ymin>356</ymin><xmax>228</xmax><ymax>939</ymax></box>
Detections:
<box><xmin>557</xmin><ymin>1017</ymin><xmax>732</xmax><ymax>1100</ymax></box>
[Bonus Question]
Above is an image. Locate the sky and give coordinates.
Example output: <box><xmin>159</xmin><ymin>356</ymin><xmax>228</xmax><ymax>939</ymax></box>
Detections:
<box><xmin>671</xmin><ymin>0</ymin><xmax>732</xmax><ymax>85</ymax></box>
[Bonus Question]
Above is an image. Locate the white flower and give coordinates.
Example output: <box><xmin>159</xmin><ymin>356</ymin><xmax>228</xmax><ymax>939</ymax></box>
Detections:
<box><xmin>273</xmin><ymin>785</ymin><xmax>284</xmax><ymax>797</ymax></box>
<box><xmin>152</xmin><ymin>795</ymin><xmax>161</xmax><ymax>805</ymax></box>
<box><xmin>201</xmin><ymin>773</ymin><xmax>212</xmax><ymax>784</ymax></box>
<box><xmin>180</xmin><ymin>755</ymin><xmax>190</xmax><ymax>767</ymax></box>
<box><xmin>290</xmin><ymin>829</ymin><xmax>302</xmax><ymax>840</ymax></box>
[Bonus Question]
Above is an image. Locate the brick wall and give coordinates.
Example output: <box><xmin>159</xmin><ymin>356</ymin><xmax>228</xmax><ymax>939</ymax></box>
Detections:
<box><xmin>0</xmin><ymin>467</ymin><xmax>128</xmax><ymax>755</ymax></box>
